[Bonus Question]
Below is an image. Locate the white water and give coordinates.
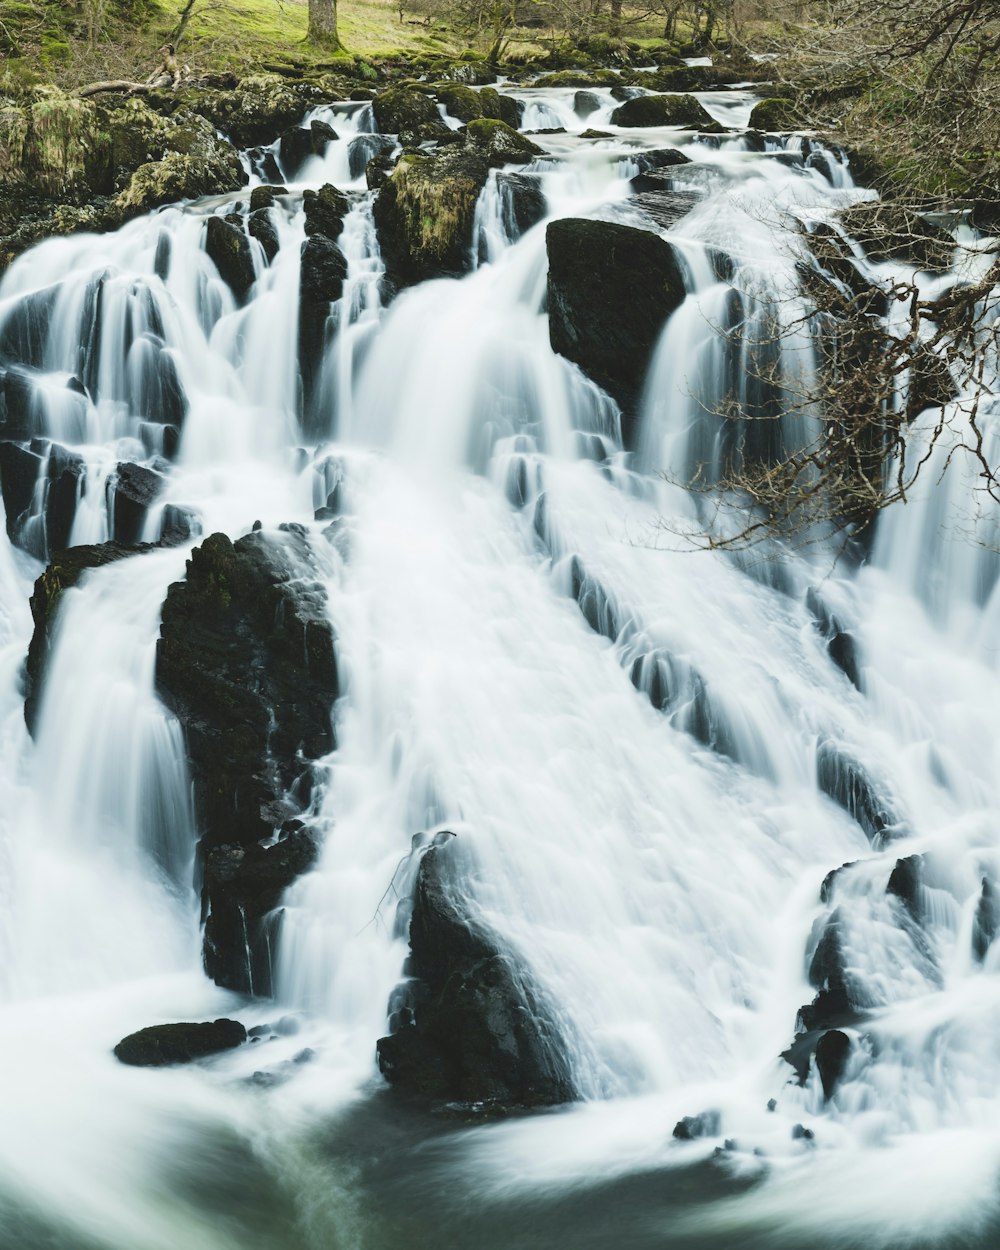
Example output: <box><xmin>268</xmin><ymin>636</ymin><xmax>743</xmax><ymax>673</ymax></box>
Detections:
<box><xmin>0</xmin><ymin>77</ymin><xmax>998</xmax><ymax>1250</ymax></box>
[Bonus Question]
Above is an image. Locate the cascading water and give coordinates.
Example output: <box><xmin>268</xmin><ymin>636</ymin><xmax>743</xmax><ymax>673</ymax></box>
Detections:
<box><xmin>1</xmin><ymin>71</ymin><xmax>999</xmax><ymax>1250</ymax></box>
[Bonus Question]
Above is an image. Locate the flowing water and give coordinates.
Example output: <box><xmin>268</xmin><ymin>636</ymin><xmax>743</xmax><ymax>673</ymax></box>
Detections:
<box><xmin>1</xmin><ymin>77</ymin><xmax>999</xmax><ymax>1250</ymax></box>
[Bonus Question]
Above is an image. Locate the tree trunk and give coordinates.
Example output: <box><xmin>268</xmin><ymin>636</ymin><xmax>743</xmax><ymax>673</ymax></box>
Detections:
<box><xmin>609</xmin><ymin>0</ymin><xmax>622</xmax><ymax>36</ymax></box>
<box><xmin>308</xmin><ymin>0</ymin><xmax>339</xmax><ymax>48</ymax></box>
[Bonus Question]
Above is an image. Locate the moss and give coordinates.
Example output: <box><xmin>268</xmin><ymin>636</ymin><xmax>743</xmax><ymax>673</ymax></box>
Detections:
<box><xmin>25</xmin><ymin>90</ymin><xmax>95</xmax><ymax>194</ymax></box>
<box><xmin>610</xmin><ymin>93</ymin><xmax>715</xmax><ymax>129</ymax></box>
<box><xmin>464</xmin><ymin>118</ymin><xmax>543</xmax><ymax>163</ymax></box>
<box><xmin>0</xmin><ymin>100</ymin><xmax>28</xmax><ymax>180</ymax></box>
<box><xmin>533</xmin><ymin>70</ymin><xmax>623</xmax><ymax>87</ymax></box>
<box><xmin>433</xmin><ymin>82</ymin><xmax>482</xmax><ymax>123</ymax></box>
<box><xmin>748</xmin><ymin>97</ymin><xmax>802</xmax><ymax>131</ymax></box>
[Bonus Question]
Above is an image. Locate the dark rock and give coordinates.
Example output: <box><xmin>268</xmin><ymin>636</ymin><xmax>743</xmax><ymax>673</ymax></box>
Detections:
<box><xmin>817</xmin><ymin>740</ymin><xmax>898</xmax><ymax>845</ymax></box>
<box><xmin>497</xmin><ymin>172</ymin><xmax>547</xmax><ymax>236</ymax></box>
<box><xmin>44</xmin><ymin>443</ymin><xmax>85</xmax><ymax>554</ymax></box>
<box><xmin>25</xmin><ymin>539</ymin><xmax>154</xmax><ymax>734</ymax></box>
<box><xmin>202</xmin><ymin>821</ymin><xmax>320</xmax><ymax>995</ymax></box>
<box><xmin>478</xmin><ymin>87</ymin><xmax>522</xmax><ymax>129</ymax></box>
<box><xmin>973</xmin><ymin>876</ymin><xmax>999</xmax><ymax>962</ymax></box>
<box><xmin>580</xmin><ymin>128</ymin><xmax>614</xmax><ymax>140</ymax></box>
<box><xmin>748</xmin><ymin>97</ymin><xmax>801</xmax><ymax>131</ymax></box>
<box><xmin>791</xmin><ymin>1122</ymin><xmax>815</xmax><ymax>1141</ymax></box>
<box><xmin>814</xmin><ymin>1029</ymin><xmax>851</xmax><ymax>1099</ymax></box>
<box><xmin>632</xmin><ymin>188</ymin><xmax>700</xmax><ymax>231</ymax></box>
<box><xmin>434</xmin><ymin>83</ymin><xmax>483</xmax><ymax>124</ymax></box>
<box><xmin>249</xmin><ymin>185</ymin><xmax>286</xmax><ymax>212</ymax></box>
<box><xmin>0</xmin><ymin>367</ymin><xmax>43</xmax><ymax>440</ymax></box>
<box><xmin>110</xmin><ymin>462</ymin><xmax>165</xmax><ymax>545</ymax></box>
<box><xmin>180</xmin><ymin>76</ymin><xmax>319</xmax><ymax>149</ymax></box>
<box><xmin>574</xmin><ymin>90</ymin><xmax>603</xmax><ymax>118</ymax></box>
<box><xmin>348</xmin><ymin>134</ymin><xmax>394</xmax><ymax>181</ymax></box>
<box><xmin>886</xmin><ymin>854</ymin><xmax>923</xmax><ymax>916</ymax></box>
<box><xmin>155</xmin><ymin>527</ymin><xmax>337</xmax><ymax>990</ymax></box>
<box><xmin>839</xmin><ymin>202</ymin><xmax>955</xmax><ymax>272</ymax></box>
<box><xmin>546</xmin><ymin>217</ymin><xmax>686</xmax><ymax>437</ymax></box>
<box><xmin>278</xmin><ymin>119</ymin><xmax>338</xmax><ymax>178</ymax></box>
<box><xmin>366</xmin><ymin>153</ymin><xmax>396</xmax><ymax>190</ymax></box>
<box><xmin>372</xmin><ymin>86</ymin><xmax>440</xmax><ymax>135</ymax></box>
<box><xmin>0</xmin><ymin>441</ymin><xmax>43</xmax><ymax>543</ymax></box>
<box><xmin>205</xmin><ymin>215</ymin><xmax>255</xmax><ymax>304</ymax></box>
<box><xmin>376</xmin><ymin>837</ymin><xmax>575</xmax><ymax>1108</ymax></box>
<box><xmin>634</xmin><ymin>146</ymin><xmax>692</xmax><ymax>173</ymax></box>
<box><xmin>248</xmin><ymin>208</ymin><xmax>280</xmax><ymax>263</ymax></box>
<box><xmin>673</xmin><ymin>1110</ymin><xmax>722</xmax><ymax>1140</ymax></box>
<box><xmin>160</xmin><ymin>503</ymin><xmax>201</xmax><ymax>546</ymax></box>
<box><xmin>399</xmin><ymin>120</ymin><xmax>460</xmax><ymax>148</ymax></box>
<box><xmin>610</xmin><ymin>93</ymin><xmax>715</xmax><ymax>129</ymax></box>
<box><xmin>805</xmin><ymin>586</ymin><xmax>861</xmax><ymax>690</ymax></box>
<box><xmin>299</xmin><ymin>235</ymin><xmax>348</xmax><ymax>426</ymax></box>
<box><xmin>303</xmin><ymin>183</ymin><xmax>350</xmax><ymax>241</ymax></box>
<box><xmin>114</xmin><ymin>1019</ymin><xmax>246</xmax><ymax>1066</ymax></box>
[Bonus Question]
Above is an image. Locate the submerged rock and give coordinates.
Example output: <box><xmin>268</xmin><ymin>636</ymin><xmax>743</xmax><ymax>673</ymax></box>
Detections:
<box><xmin>376</xmin><ymin>837</ymin><xmax>576</xmax><ymax>1108</ymax></box>
<box><xmin>114</xmin><ymin>1019</ymin><xmax>246</xmax><ymax>1066</ymax></box>
<box><xmin>673</xmin><ymin>1110</ymin><xmax>722</xmax><ymax>1140</ymax></box>
<box><xmin>973</xmin><ymin>876</ymin><xmax>999</xmax><ymax>963</ymax></box>
<box><xmin>546</xmin><ymin>217</ymin><xmax>686</xmax><ymax>436</ymax></box>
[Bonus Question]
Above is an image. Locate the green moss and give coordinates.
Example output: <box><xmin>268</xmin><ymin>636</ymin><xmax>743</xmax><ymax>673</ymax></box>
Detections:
<box><xmin>748</xmin><ymin>97</ymin><xmax>803</xmax><ymax>131</ymax></box>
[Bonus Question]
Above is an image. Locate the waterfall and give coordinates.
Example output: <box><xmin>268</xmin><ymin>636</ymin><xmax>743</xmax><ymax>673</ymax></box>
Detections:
<box><xmin>0</xmin><ymin>72</ymin><xmax>999</xmax><ymax>1250</ymax></box>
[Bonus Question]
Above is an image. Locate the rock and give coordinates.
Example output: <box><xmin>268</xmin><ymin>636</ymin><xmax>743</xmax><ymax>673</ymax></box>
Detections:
<box><xmin>886</xmin><ymin>854</ymin><xmax>923</xmax><ymax>916</ymax></box>
<box><xmin>366</xmin><ymin>152</ymin><xmax>396</xmax><ymax>190</ymax></box>
<box><xmin>202</xmin><ymin>820</ymin><xmax>319</xmax><ymax>995</ymax></box>
<box><xmin>464</xmin><ymin>118</ymin><xmax>544</xmax><ymax>166</ymax></box>
<box><xmin>580</xmin><ymin>128</ymin><xmax>614</xmax><ymax>140</ymax></box>
<box><xmin>278</xmin><ymin>119</ymin><xmax>338</xmax><ymax>177</ymax></box>
<box><xmin>973</xmin><ymin>876</ymin><xmax>999</xmax><ymax>962</ymax></box>
<box><xmin>374</xmin><ymin>148</ymin><xmax>490</xmax><ymax>291</ymax></box>
<box><xmin>114</xmin><ymin>111</ymin><xmax>246</xmax><ymax>216</ymax></box>
<box><xmin>0</xmin><ymin>441</ymin><xmax>44</xmax><ymax>545</ymax></box>
<box><xmin>534</xmin><ymin>70</ymin><xmax>623</xmax><ymax>88</ymax></box>
<box><xmin>347</xmin><ymin>133</ymin><xmax>394</xmax><ymax>181</ymax></box>
<box><xmin>299</xmin><ymin>235</ymin><xmax>348</xmax><ymax>426</ymax></box>
<box><xmin>673</xmin><ymin>1110</ymin><xmax>722</xmax><ymax>1140</ymax></box>
<box><xmin>303</xmin><ymin>183</ymin><xmax>350</xmax><ymax>241</ymax></box>
<box><xmin>748</xmin><ymin>97</ymin><xmax>802</xmax><ymax>132</ymax></box>
<box><xmin>635</xmin><ymin>146</ymin><xmax>692</xmax><ymax>172</ymax></box>
<box><xmin>399</xmin><ymin>120</ymin><xmax>461</xmax><ymax>148</ymax></box>
<box><xmin>497</xmin><ymin>172</ymin><xmax>547</xmax><ymax>236</ymax></box>
<box><xmin>434</xmin><ymin>83</ymin><xmax>483</xmax><ymax>124</ymax></box>
<box><xmin>478</xmin><ymin>87</ymin><xmax>522</xmax><ymax>129</ymax></box>
<box><xmin>816</xmin><ymin>739</ymin><xmax>898</xmax><ymax>845</ymax></box>
<box><xmin>181</xmin><ymin>75</ymin><xmax>319</xmax><ymax>149</ymax></box>
<box><xmin>155</xmin><ymin>526</ymin><xmax>337</xmax><ymax>989</ymax></box>
<box><xmin>546</xmin><ymin>217</ymin><xmax>686</xmax><ymax>435</ymax></box>
<box><xmin>814</xmin><ymin>1029</ymin><xmax>851</xmax><ymax>1099</ymax></box>
<box><xmin>205</xmin><ymin>216</ymin><xmax>255</xmax><ymax>304</ymax></box>
<box><xmin>805</xmin><ymin>586</ymin><xmax>861</xmax><ymax>690</ymax></box>
<box><xmin>249</xmin><ymin>185</ymin><xmax>284</xmax><ymax>212</ymax></box>
<box><xmin>25</xmin><ymin>539</ymin><xmax>154</xmax><ymax>734</ymax></box>
<box><xmin>372</xmin><ymin>86</ymin><xmax>440</xmax><ymax>135</ymax></box>
<box><xmin>574</xmin><ymin>90</ymin><xmax>603</xmax><ymax>118</ymax></box>
<box><xmin>110</xmin><ymin>462</ymin><xmax>165</xmax><ymax>545</ymax></box>
<box><xmin>610</xmin><ymin>93</ymin><xmax>715</xmax><ymax>129</ymax></box>
<box><xmin>43</xmin><ymin>442</ymin><xmax>85</xmax><ymax>554</ymax></box>
<box><xmin>114</xmin><ymin>1019</ymin><xmax>246</xmax><ymax>1067</ymax></box>
<box><xmin>376</xmin><ymin>836</ymin><xmax>576</xmax><ymax>1108</ymax></box>
<box><xmin>839</xmin><ymin>202</ymin><xmax>955</xmax><ymax>271</ymax></box>
<box><xmin>159</xmin><ymin>503</ymin><xmax>200</xmax><ymax>546</ymax></box>
<box><xmin>248</xmin><ymin>208</ymin><xmax>280</xmax><ymax>263</ymax></box>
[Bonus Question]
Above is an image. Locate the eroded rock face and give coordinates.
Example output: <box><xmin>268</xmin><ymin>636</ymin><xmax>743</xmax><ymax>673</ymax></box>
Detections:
<box><xmin>114</xmin><ymin>1019</ymin><xmax>246</xmax><ymax>1066</ymax></box>
<box><xmin>546</xmin><ymin>217</ymin><xmax>686</xmax><ymax>437</ymax></box>
<box><xmin>155</xmin><ymin>526</ymin><xmax>337</xmax><ymax>993</ymax></box>
<box><xmin>376</xmin><ymin>836</ymin><xmax>576</xmax><ymax>1109</ymax></box>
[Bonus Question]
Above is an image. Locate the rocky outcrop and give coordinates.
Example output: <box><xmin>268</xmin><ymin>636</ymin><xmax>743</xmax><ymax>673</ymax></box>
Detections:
<box><xmin>179</xmin><ymin>75</ymin><xmax>321</xmax><ymax>149</ymax></box>
<box><xmin>546</xmin><ymin>217</ymin><xmax>686</xmax><ymax>437</ymax></box>
<box><xmin>155</xmin><ymin>526</ymin><xmax>337</xmax><ymax>993</ymax></box>
<box><xmin>376</xmin><ymin>835</ymin><xmax>576</xmax><ymax>1109</ymax></box>
<box><xmin>610</xmin><ymin>93</ymin><xmax>715</xmax><ymax>129</ymax></box>
<box><xmin>110</xmin><ymin>461</ymin><xmax>165</xmax><ymax>545</ymax></box>
<box><xmin>114</xmin><ymin>1019</ymin><xmax>246</xmax><ymax>1066</ymax></box>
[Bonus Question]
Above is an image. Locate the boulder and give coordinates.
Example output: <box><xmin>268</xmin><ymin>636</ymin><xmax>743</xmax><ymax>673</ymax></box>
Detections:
<box><xmin>303</xmin><ymin>182</ymin><xmax>350</xmax><ymax>241</ymax></box>
<box><xmin>376</xmin><ymin>836</ymin><xmax>576</xmax><ymax>1108</ymax></box>
<box><xmin>117</xmin><ymin>145</ymin><xmax>246</xmax><ymax>216</ymax></box>
<box><xmin>278</xmin><ymin>119</ymin><xmax>338</xmax><ymax>177</ymax></box>
<box><xmin>110</xmin><ymin>461</ymin><xmax>165</xmax><ymax>545</ymax></box>
<box><xmin>248</xmin><ymin>208</ymin><xmax>279</xmax><ymax>263</ymax></box>
<box><xmin>574</xmin><ymin>91</ymin><xmax>603</xmax><ymax>118</ymax></box>
<box><xmin>973</xmin><ymin>876</ymin><xmax>999</xmax><ymax>962</ymax></box>
<box><xmin>180</xmin><ymin>75</ymin><xmax>320</xmax><ymax>149</ymax></box>
<box><xmin>610</xmin><ymin>93</ymin><xmax>715</xmax><ymax>129</ymax></box>
<box><xmin>747</xmin><ymin>97</ymin><xmax>801</xmax><ymax>132</ymax></box>
<box><xmin>249</xmin><ymin>184</ymin><xmax>287</xmax><ymax>212</ymax></box>
<box><xmin>464</xmin><ymin>118</ymin><xmax>544</xmax><ymax>166</ymax></box>
<box><xmin>205</xmin><ymin>216</ymin><xmax>256</xmax><ymax>304</ymax></box>
<box><xmin>373</xmin><ymin>147</ymin><xmax>490</xmax><ymax>291</ymax></box>
<box><xmin>299</xmin><ymin>235</ymin><xmax>348</xmax><ymax>426</ymax></box>
<box><xmin>155</xmin><ymin>526</ymin><xmax>338</xmax><ymax>991</ymax></box>
<box><xmin>814</xmin><ymin>1029</ymin><xmax>851</xmax><ymax>1100</ymax></box>
<box><xmin>434</xmin><ymin>83</ymin><xmax>483</xmax><ymax>124</ymax></box>
<box><xmin>372</xmin><ymin>86</ymin><xmax>440</xmax><ymax>135</ymax></box>
<box><xmin>114</xmin><ymin>1019</ymin><xmax>246</xmax><ymax>1067</ymax></box>
<box><xmin>546</xmin><ymin>217</ymin><xmax>686</xmax><ymax>434</ymax></box>
<box><xmin>478</xmin><ymin>87</ymin><xmax>522</xmax><ymax>129</ymax></box>
<box><xmin>672</xmin><ymin>1110</ymin><xmax>722</xmax><ymax>1140</ymax></box>
<box><xmin>497</xmin><ymin>172</ymin><xmax>547</xmax><ymax>236</ymax></box>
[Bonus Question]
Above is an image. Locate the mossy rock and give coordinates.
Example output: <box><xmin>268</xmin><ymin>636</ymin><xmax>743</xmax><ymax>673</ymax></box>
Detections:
<box><xmin>748</xmin><ymin>97</ymin><xmax>802</xmax><ymax>132</ymax></box>
<box><xmin>181</xmin><ymin>75</ymin><xmax>318</xmax><ymax>149</ymax></box>
<box><xmin>478</xmin><ymin>87</ymin><xmax>521</xmax><ymax>129</ymax></box>
<box><xmin>116</xmin><ymin>146</ymin><xmax>245</xmax><ymax>215</ymax></box>
<box><xmin>372</xmin><ymin>85</ymin><xmax>440</xmax><ymax>135</ymax></box>
<box><xmin>433</xmin><ymin>83</ymin><xmax>482</xmax><ymax>124</ymax></box>
<box><xmin>464</xmin><ymin>118</ymin><xmax>543</xmax><ymax>166</ymax></box>
<box><xmin>610</xmin><ymin>93</ymin><xmax>715</xmax><ymax>129</ymax></box>
<box><xmin>533</xmin><ymin>70</ymin><xmax>623</xmax><ymax>88</ymax></box>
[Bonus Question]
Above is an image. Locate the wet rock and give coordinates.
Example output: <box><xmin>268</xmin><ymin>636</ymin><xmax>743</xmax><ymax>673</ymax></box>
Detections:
<box><xmin>434</xmin><ymin>83</ymin><xmax>483</xmax><ymax>124</ymax></box>
<box><xmin>205</xmin><ymin>216</ymin><xmax>255</xmax><ymax>304</ymax></box>
<box><xmin>366</xmin><ymin>152</ymin><xmax>396</xmax><ymax>191</ymax></box>
<box><xmin>534</xmin><ymin>70</ymin><xmax>624</xmax><ymax>88</ymax></box>
<box><xmin>202</xmin><ymin>820</ymin><xmax>320</xmax><ymax>995</ymax></box>
<box><xmin>816</xmin><ymin>739</ymin><xmax>898</xmax><ymax>845</ymax></box>
<box><xmin>114</xmin><ymin>112</ymin><xmax>246</xmax><ymax>216</ymax></box>
<box><xmin>249</xmin><ymin>184</ymin><xmax>285</xmax><ymax>212</ymax></box>
<box><xmin>278</xmin><ymin>119</ymin><xmax>338</xmax><ymax>177</ymax></box>
<box><xmin>0</xmin><ymin>366</ymin><xmax>42</xmax><ymax>439</ymax></box>
<box><xmin>155</xmin><ymin>525</ymin><xmax>337</xmax><ymax>859</ymax></box>
<box><xmin>160</xmin><ymin>503</ymin><xmax>201</xmax><ymax>546</ymax></box>
<box><xmin>973</xmin><ymin>876</ymin><xmax>999</xmax><ymax>962</ymax></box>
<box><xmin>348</xmin><ymin>133</ymin><xmax>394</xmax><ymax>181</ymax></box>
<box><xmin>114</xmin><ymin>1019</ymin><xmax>246</xmax><ymax>1066</ymax></box>
<box><xmin>181</xmin><ymin>75</ymin><xmax>320</xmax><ymax>149</ymax></box>
<box><xmin>372</xmin><ymin>86</ymin><xmax>440</xmax><ymax>135</ymax></box>
<box><xmin>805</xmin><ymin>586</ymin><xmax>861</xmax><ymax>690</ymax></box>
<box><xmin>110</xmin><ymin>462</ymin><xmax>165</xmax><ymax>545</ymax></box>
<box><xmin>610</xmin><ymin>93</ymin><xmax>715</xmax><ymax>129</ymax></box>
<box><xmin>399</xmin><ymin>120</ymin><xmax>460</xmax><ymax>148</ymax></box>
<box><xmin>299</xmin><ymin>235</ymin><xmax>348</xmax><ymax>425</ymax></box>
<box><xmin>464</xmin><ymin>118</ymin><xmax>544</xmax><ymax>166</ymax></box>
<box><xmin>497</xmin><ymin>172</ymin><xmax>547</xmax><ymax>236</ymax></box>
<box><xmin>814</xmin><ymin>1029</ymin><xmax>851</xmax><ymax>1100</ymax></box>
<box><xmin>0</xmin><ymin>440</ymin><xmax>43</xmax><ymax>542</ymax></box>
<box><xmin>580</xmin><ymin>128</ymin><xmax>614</xmax><ymax>140</ymax></box>
<box><xmin>376</xmin><ymin>836</ymin><xmax>575</xmax><ymax>1108</ymax></box>
<box><xmin>839</xmin><ymin>202</ymin><xmax>955</xmax><ymax>272</ymax></box>
<box><xmin>634</xmin><ymin>146</ymin><xmax>692</xmax><ymax>173</ymax></box>
<box><xmin>374</xmin><ymin>147</ymin><xmax>490</xmax><ymax>291</ymax></box>
<box><xmin>303</xmin><ymin>183</ymin><xmax>350</xmax><ymax>241</ymax></box>
<box><xmin>44</xmin><ymin>443</ymin><xmax>85</xmax><ymax>554</ymax></box>
<box><xmin>25</xmin><ymin>539</ymin><xmax>155</xmax><ymax>735</ymax></box>
<box><xmin>748</xmin><ymin>97</ymin><xmax>801</xmax><ymax>131</ymax></box>
<box><xmin>574</xmin><ymin>90</ymin><xmax>603</xmax><ymax>118</ymax></box>
<box><xmin>478</xmin><ymin>87</ymin><xmax>522</xmax><ymax>129</ymax></box>
<box><xmin>248</xmin><ymin>208</ymin><xmax>280</xmax><ymax>263</ymax></box>
<box><xmin>546</xmin><ymin>217</ymin><xmax>685</xmax><ymax>436</ymax></box>
<box><xmin>886</xmin><ymin>854</ymin><xmax>923</xmax><ymax>917</ymax></box>
<box><xmin>673</xmin><ymin>1110</ymin><xmax>722</xmax><ymax>1140</ymax></box>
